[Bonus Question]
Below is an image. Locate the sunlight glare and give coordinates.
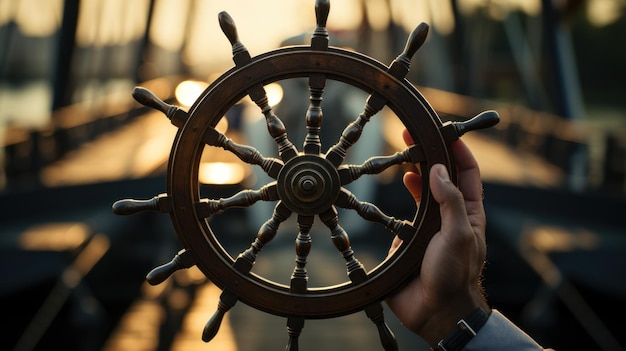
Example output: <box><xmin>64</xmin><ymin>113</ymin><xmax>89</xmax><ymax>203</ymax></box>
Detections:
<box><xmin>150</xmin><ymin>0</ymin><xmax>190</xmax><ymax>51</ymax></box>
<box><xmin>13</xmin><ymin>0</ymin><xmax>63</xmax><ymax>37</ymax></box>
<box><xmin>587</xmin><ymin>0</ymin><xmax>624</xmax><ymax>27</ymax></box>
<box><xmin>391</xmin><ymin>0</ymin><xmax>431</xmax><ymax>32</ymax></box>
<box><xmin>19</xmin><ymin>223</ymin><xmax>90</xmax><ymax>251</ymax></box>
<box><xmin>198</xmin><ymin>162</ymin><xmax>246</xmax><ymax>185</ymax></box>
<box><xmin>365</xmin><ymin>0</ymin><xmax>391</xmax><ymax>31</ymax></box>
<box><xmin>76</xmin><ymin>0</ymin><xmax>150</xmax><ymax>47</ymax></box>
<box><xmin>326</xmin><ymin>0</ymin><xmax>363</xmax><ymax>31</ymax></box>
<box><xmin>457</xmin><ymin>0</ymin><xmax>541</xmax><ymax>17</ymax></box>
<box><xmin>428</xmin><ymin>0</ymin><xmax>455</xmax><ymax>35</ymax></box>
<box><xmin>265</xmin><ymin>83</ymin><xmax>284</xmax><ymax>107</ymax></box>
<box><xmin>175</xmin><ymin>80</ymin><xmax>208</xmax><ymax>107</ymax></box>
<box><xmin>216</xmin><ymin>117</ymin><xmax>229</xmax><ymax>134</ymax></box>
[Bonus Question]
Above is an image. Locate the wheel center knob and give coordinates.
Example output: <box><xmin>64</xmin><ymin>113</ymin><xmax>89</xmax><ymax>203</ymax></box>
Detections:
<box><xmin>300</xmin><ymin>177</ymin><xmax>316</xmax><ymax>192</ymax></box>
<box><xmin>290</xmin><ymin>170</ymin><xmax>324</xmax><ymax>202</ymax></box>
<box><xmin>277</xmin><ymin>155</ymin><xmax>340</xmax><ymax>215</ymax></box>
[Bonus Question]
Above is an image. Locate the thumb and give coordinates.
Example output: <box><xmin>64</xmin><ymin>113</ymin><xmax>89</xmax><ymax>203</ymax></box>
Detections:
<box><xmin>429</xmin><ymin>164</ymin><xmax>469</xmax><ymax>235</ymax></box>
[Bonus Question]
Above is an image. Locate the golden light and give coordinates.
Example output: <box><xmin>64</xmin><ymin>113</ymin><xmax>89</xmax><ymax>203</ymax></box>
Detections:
<box><xmin>149</xmin><ymin>0</ymin><xmax>190</xmax><ymax>51</ymax></box>
<box><xmin>175</xmin><ymin>80</ymin><xmax>208</xmax><ymax>107</ymax></box>
<box><xmin>265</xmin><ymin>82</ymin><xmax>284</xmax><ymax>107</ymax></box>
<box><xmin>587</xmin><ymin>0</ymin><xmax>624</xmax><ymax>27</ymax></box>
<box><xmin>530</xmin><ymin>226</ymin><xmax>599</xmax><ymax>252</ymax></box>
<box><xmin>365</xmin><ymin>0</ymin><xmax>391</xmax><ymax>31</ymax></box>
<box><xmin>76</xmin><ymin>0</ymin><xmax>150</xmax><ymax>47</ymax></box>
<box><xmin>13</xmin><ymin>0</ymin><xmax>63</xmax><ymax>37</ymax></box>
<box><xmin>457</xmin><ymin>0</ymin><xmax>541</xmax><ymax>17</ymax></box>
<box><xmin>429</xmin><ymin>0</ymin><xmax>456</xmax><ymax>35</ymax></box>
<box><xmin>215</xmin><ymin>117</ymin><xmax>229</xmax><ymax>134</ymax></box>
<box><xmin>198</xmin><ymin>162</ymin><xmax>246</xmax><ymax>185</ymax></box>
<box><xmin>19</xmin><ymin>222</ymin><xmax>90</xmax><ymax>251</ymax></box>
<box><xmin>382</xmin><ymin>109</ymin><xmax>407</xmax><ymax>152</ymax></box>
<box><xmin>327</xmin><ymin>0</ymin><xmax>363</xmax><ymax>31</ymax></box>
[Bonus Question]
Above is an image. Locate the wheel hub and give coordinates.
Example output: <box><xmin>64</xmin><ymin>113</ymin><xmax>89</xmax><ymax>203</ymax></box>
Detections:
<box><xmin>277</xmin><ymin>154</ymin><xmax>340</xmax><ymax>215</ymax></box>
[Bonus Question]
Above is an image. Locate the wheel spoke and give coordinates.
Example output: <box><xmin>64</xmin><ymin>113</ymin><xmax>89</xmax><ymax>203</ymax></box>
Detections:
<box><xmin>145</xmin><ymin>249</ymin><xmax>196</xmax><ymax>286</ymax></box>
<box><xmin>203</xmin><ymin>290</ymin><xmax>238</xmax><ymax>343</ymax></box>
<box><xmin>364</xmin><ymin>302</ymin><xmax>399</xmax><ymax>351</ymax></box>
<box><xmin>337</xmin><ymin>145</ymin><xmax>425</xmax><ymax>185</ymax></box>
<box><xmin>219</xmin><ymin>11</ymin><xmax>298</xmax><ymax>162</ymax></box>
<box><xmin>311</xmin><ymin>0</ymin><xmax>330</xmax><ymax>50</ymax></box>
<box><xmin>131</xmin><ymin>86</ymin><xmax>188</xmax><ymax>128</ymax></box>
<box><xmin>386</xmin><ymin>22</ymin><xmax>429</xmax><ymax>80</ymax></box>
<box><xmin>203</xmin><ymin>127</ymin><xmax>283</xmax><ymax>178</ymax></box>
<box><xmin>302</xmin><ymin>0</ymin><xmax>330</xmax><ymax>156</ymax></box>
<box><xmin>284</xmin><ymin>6</ymin><xmax>329</xmax><ymax>351</ymax></box>
<box><xmin>195</xmin><ymin>182</ymin><xmax>279</xmax><ymax>218</ymax></box>
<box><xmin>318</xmin><ymin>207</ymin><xmax>368</xmax><ymax>283</ymax></box>
<box><xmin>324</xmin><ymin>103</ymin><xmax>379</xmax><ymax>168</ymax></box>
<box><xmin>324</xmin><ymin>23</ymin><xmax>429</xmax><ymax>168</ymax></box>
<box><xmin>334</xmin><ymin>188</ymin><xmax>416</xmax><ymax>239</ymax></box>
<box><xmin>290</xmin><ymin>214</ymin><xmax>314</xmax><ymax>293</ymax></box>
<box><xmin>286</xmin><ymin>316</ymin><xmax>306</xmax><ymax>351</ymax></box>
<box><xmin>233</xmin><ymin>202</ymin><xmax>292</xmax><ymax>274</ymax></box>
<box><xmin>303</xmin><ymin>76</ymin><xmax>325</xmax><ymax>155</ymax></box>
<box><xmin>254</xmin><ymin>97</ymin><xmax>299</xmax><ymax>162</ymax></box>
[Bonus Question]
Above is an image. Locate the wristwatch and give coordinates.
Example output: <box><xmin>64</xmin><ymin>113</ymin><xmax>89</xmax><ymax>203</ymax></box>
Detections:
<box><xmin>433</xmin><ymin>307</ymin><xmax>490</xmax><ymax>351</ymax></box>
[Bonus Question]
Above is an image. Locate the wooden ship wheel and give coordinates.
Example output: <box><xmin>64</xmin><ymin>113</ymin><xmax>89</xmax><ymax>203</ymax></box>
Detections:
<box><xmin>112</xmin><ymin>1</ymin><xmax>499</xmax><ymax>350</ymax></box>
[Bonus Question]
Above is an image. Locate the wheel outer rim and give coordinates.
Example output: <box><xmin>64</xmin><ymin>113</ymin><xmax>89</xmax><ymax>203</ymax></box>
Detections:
<box><xmin>168</xmin><ymin>47</ymin><xmax>453</xmax><ymax>318</ymax></box>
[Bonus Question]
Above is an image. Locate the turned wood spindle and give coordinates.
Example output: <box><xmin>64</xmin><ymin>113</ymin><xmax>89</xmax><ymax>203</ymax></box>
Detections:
<box><xmin>194</xmin><ymin>183</ymin><xmax>279</xmax><ymax>218</ymax></box>
<box><xmin>112</xmin><ymin>193</ymin><xmax>171</xmax><ymax>215</ymax></box>
<box><xmin>311</xmin><ymin>0</ymin><xmax>330</xmax><ymax>50</ymax></box>
<box><xmin>233</xmin><ymin>202</ymin><xmax>292</xmax><ymax>274</ymax></box>
<box><xmin>285</xmin><ymin>316</ymin><xmax>305</xmax><ymax>351</ymax></box>
<box><xmin>131</xmin><ymin>86</ymin><xmax>188</xmax><ymax>127</ymax></box>
<box><xmin>290</xmin><ymin>214</ymin><xmax>314</xmax><ymax>293</ymax></box>
<box><xmin>365</xmin><ymin>303</ymin><xmax>399</xmax><ymax>351</ymax></box>
<box><xmin>204</xmin><ymin>128</ymin><xmax>283</xmax><ymax>179</ymax></box>
<box><xmin>319</xmin><ymin>207</ymin><xmax>367</xmax><ymax>283</ymax></box>
<box><xmin>145</xmin><ymin>249</ymin><xmax>196</xmax><ymax>285</ymax></box>
<box><xmin>203</xmin><ymin>290</ymin><xmax>238</xmax><ymax>342</ymax></box>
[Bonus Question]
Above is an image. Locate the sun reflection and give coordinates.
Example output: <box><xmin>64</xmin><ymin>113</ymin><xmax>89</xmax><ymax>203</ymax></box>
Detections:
<box><xmin>198</xmin><ymin>162</ymin><xmax>247</xmax><ymax>185</ymax></box>
<box><xmin>529</xmin><ymin>226</ymin><xmax>599</xmax><ymax>252</ymax></box>
<box><xmin>587</xmin><ymin>0</ymin><xmax>625</xmax><ymax>27</ymax></box>
<box><xmin>265</xmin><ymin>82</ymin><xmax>284</xmax><ymax>107</ymax></box>
<box><xmin>365</xmin><ymin>0</ymin><xmax>391</xmax><ymax>31</ymax></box>
<box><xmin>149</xmin><ymin>0</ymin><xmax>190</xmax><ymax>51</ymax></box>
<box><xmin>175</xmin><ymin>80</ymin><xmax>209</xmax><ymax>107</ymax></box>
<box><xmin>11</xmin><ymin>0</ymin><xmax>63</xmax><ymax>37</ymax></box>
<box><xmin>457</xmin><ymin>0</ymin><xmax>541</xmax><ymax>17</ymax></box>
<box><xmin>75</xmin><ymin>0</ymin><xmax>150</xmax><ymax>47</ymax></box>
<box><xmin>19</xmin><ymin>222</ymin><xmax>90</xmax><ymax>251</ymax></box>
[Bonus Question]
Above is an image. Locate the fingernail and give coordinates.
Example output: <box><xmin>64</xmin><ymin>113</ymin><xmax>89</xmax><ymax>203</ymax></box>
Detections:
<box><xmin>436</xmin><ymin>165</ymin><xmax>449</xmax><ymax>181</ymax></box>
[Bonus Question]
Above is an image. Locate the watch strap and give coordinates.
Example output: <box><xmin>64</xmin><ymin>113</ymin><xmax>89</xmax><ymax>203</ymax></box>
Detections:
<box><xmin>434</xmin><ymin>307</ymin><xmax>489</xmax><ymax>351</ymax></box>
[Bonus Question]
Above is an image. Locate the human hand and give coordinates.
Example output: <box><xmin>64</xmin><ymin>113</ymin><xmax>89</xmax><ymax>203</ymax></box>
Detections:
<box><xmin>386</xmin><ymin>129</ymin><xmax>490</xmax><ymax>347</ymax></box>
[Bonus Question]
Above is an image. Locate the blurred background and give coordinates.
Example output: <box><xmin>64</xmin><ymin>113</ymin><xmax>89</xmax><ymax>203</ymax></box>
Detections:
<box><xmin>1</xmin><ymin>0</ymin><xmax>625</xmax><ymax>350</ymax></box>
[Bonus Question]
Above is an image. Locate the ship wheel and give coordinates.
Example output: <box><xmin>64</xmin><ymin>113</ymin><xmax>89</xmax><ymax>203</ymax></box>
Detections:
<box><xmin>113</xmin><ymin>1</ymin><xmax>499</xmax><ymax>350</ymax></box>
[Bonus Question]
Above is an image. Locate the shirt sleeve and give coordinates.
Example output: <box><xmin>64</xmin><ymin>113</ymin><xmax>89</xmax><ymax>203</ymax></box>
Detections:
<box><xmin>464</xmin><ymin>309</ymin><xmax>544</xmax><ymax>350</ymax></box>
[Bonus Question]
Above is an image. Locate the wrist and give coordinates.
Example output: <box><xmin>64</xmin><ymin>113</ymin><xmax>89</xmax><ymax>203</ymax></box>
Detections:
<box><xmin>417</xmin><ymin>290</ymin><xmax>490</xmax><ymax>347</ymax></box>
<box><xmin>433</xmin><ymin>307</ymin><xmax>490</xmax><ymax>351</ymax></box>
